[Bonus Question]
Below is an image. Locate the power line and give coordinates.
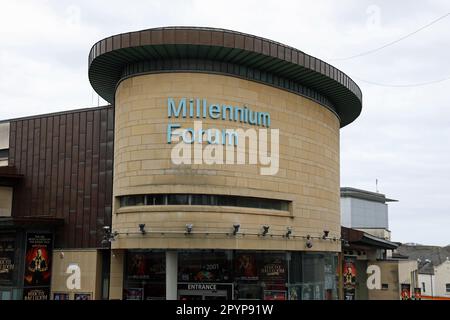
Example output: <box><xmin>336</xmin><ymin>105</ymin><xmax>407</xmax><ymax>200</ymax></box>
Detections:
<box><xmin>330</xmin><ymin>12</ymin><xmax>450</xmax><ymax>61</ymax></box>
<box><xmin>353</xmin><ymin>75</ymin><xmax>450</xmax><ymax>87</ymax></box>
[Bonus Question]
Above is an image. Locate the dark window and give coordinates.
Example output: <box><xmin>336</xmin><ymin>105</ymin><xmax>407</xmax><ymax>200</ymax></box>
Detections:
<box><xmin>167</xmin><ymin>194</ymin><xmax>189</xmax><ymax>205</ymax></box>
<box><xmin>422</xmin><ymin>282</ymin><xmax>426</xmax><ymax>292</ymax></box>
<box><xmin>382</xmin><ymin>284</ymin><xmax>389</xmax><ymax>290</ymax></box>
<box><xmin>120</xmin><ymin>195</ymin><xmax>144</xmax><ymax>207</ymax></box>
<box><xmin>154</xmin><ymin>194</ymin><xmax>165</xmax><ymax>205</ymax></box>
<box><xmin>118</xmin><ymin>194</ymin><xmax>290</xmax><ymax>211</ymax></box>
<box><xmin>446</xmin><ymin>284</ymin><xmax>450</xmax><ymax>293</ymax></box>
<box><xmin>0</xmin><ymin>149</ymin><xmax>8</xmax><ymax>159</ymax></box>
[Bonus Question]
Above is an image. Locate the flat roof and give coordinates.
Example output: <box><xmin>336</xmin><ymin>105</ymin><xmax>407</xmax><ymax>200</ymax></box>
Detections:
<box><xmin>0</xmin><ymin>105</ymin><xmax>112</xmax><ymax>124</ymax></box>
<box><xmin>340</xmin><ymin>187</ymin><xmax>398</xmax><ymax>203</ymax></box>
<box><xmin>88</xmin><ymin>27</ymin><xmax>362</xmax><ymax>127</ymax></box>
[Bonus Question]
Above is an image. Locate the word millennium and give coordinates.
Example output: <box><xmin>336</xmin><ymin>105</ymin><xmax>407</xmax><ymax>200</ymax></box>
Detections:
<box><xmin>167</xmin><ymin>97</ymin><xmax>271</xmax><ymax>146</ymax></box>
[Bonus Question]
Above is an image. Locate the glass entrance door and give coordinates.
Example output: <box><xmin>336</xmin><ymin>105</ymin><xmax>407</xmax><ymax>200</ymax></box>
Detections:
<box><xmin>0</xmin><ymin>290</ymin><xmax>12</xmax><ymax>300</ymax></box>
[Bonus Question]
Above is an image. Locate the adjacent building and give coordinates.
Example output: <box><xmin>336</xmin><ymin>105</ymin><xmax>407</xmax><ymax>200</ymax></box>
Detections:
<box><xmin>341</xmin><ymin>187</ymin><xmax>397</xmax><ymax>241</ymax></box>
<box><xmin>397</xmin><ymin>244</ymin><xmax>450</xmax><ymax>300</ymax></box>
<box><xmin>340</xmin><ymin>188</ymin><xmax>419</xmax><ymax>300</ymax></box>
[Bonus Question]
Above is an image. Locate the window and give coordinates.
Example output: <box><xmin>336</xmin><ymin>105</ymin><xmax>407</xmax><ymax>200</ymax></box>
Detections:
<box><xmin>0</xmin><ymin>149</ymin><xmax>8</xmax><ymax>167</ymax></box>
<box><xmin>118</xmin><ymin>194</ymin><xmax>290</xmax><ymax>211</ymax></box>
<box><xmin>381</xmin><ymin>284</ymin><xmax>389</xmax><ymax>290</ymax></box>
<box><xmin>446</xmin><ymin>284</ymin><xmax>450</xmax><ymax>293</ymax></box>
<box><xmin>422</xmin><ymin>282</ymin><xmax>426</xmax><ymax>292</ymax></box>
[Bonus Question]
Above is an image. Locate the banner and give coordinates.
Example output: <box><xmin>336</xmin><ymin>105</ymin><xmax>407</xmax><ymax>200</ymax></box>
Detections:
<box><xmin>343</xmin><ymin>256</ymin><xmax>356</xmax><ymax>300</ymax></box>
<box><xmin>0</xmin><ymin>234</ymin><xmax>15</xmax><ymax>282</ymax></box>
<box><xmin>23</xmin><ymin>233</ymin><xmax>53</xmax><ymax>293</ymax></box>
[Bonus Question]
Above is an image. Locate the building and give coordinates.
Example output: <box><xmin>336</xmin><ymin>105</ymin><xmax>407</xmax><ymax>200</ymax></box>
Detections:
<box><xmin>0</xmin><ymin>27</ymin><xmax>363</xmax><ymax>300</ymax></box>
<box><xmin>340</xmin><ymin>227</ymin><xmax>419</xmax><ymax>300</ymax></box>
<box><xmin>397</xmin><ymin>244</ymin><xmax>450</xmax><ymax>300</ymax></box>
<box><xmin>340</xmin><ymin>188</ymin><xmax>419</xmax><ymax>300</ymax></box>
<box><xmin>341</xmin><ymin>187</ymin><xmax>397</xmax><ymax>241</ymax></box>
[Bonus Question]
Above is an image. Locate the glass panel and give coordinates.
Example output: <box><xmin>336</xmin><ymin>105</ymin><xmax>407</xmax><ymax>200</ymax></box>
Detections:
<box><xmin>119</xmin><ymin>194</ymin><xmax>290</xmax><ymax>211</ymax></box>
<box><xmin>153</xmin><ymin>194</ymin><xmax>165</xmax><ymax>205</ymax></box>
<box><xmin>124</xmin><ymin>251</ymin><xmax>166</xmax><ymax>300</ymax></box>
<box><xmin>167</xmin><ymin>194</ymin><xmax>189</xmax><ymax>205</ymax></box>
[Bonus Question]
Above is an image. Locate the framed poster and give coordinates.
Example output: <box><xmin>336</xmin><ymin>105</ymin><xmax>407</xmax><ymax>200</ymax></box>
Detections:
<box><xmin>74</xmin><ymin>293</ymin><xmax>92</xmax><ymax>300</ymax></box>
<box><xmin>234</xmin><ymin>254</ymin><xmax>258</xmax><ymax>280</ymax></box>
<box><xmin>400</xmin><ymin>284</ymin><xmax>411</xmax><ymax>300</ymax></box>
<box><xmin>23</xmin><ymin>233</ymin><xmax>53</xmax><ymax>287</ymax></box>
<box><xmin>260</xmin><ymin>255</ymin><xmax>286</xmax><ymax>283</ymax></box>
<box><xmin>0</xmin><ymin>234</ymin><xmax>15</xmax><ymax>282</ymax></box>
<box><xmin>126</xmin><ymin>252</ymin><xmax>165</xmax><ymax>281</ymax></box>
<box><xmin>413</xmin><ymin>287</ymin><xmax>422</xmax><ymax>300</ymax></box>
<box><xmin>53</xmin><ymin>292</ymin><xmax>70</xmax><ymax>300</ymax></box>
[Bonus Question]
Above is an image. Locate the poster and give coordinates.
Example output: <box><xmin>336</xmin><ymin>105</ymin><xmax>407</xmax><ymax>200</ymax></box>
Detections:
<box><xmin>74</xmin><ymin>293</ymin><xmax>92</xmax><ymax>300</ymax></box>
<box><xmin>289</xmin><ymin>287</ymin><xmax>299</xmax><ymax>300</ymax></box>
<box><xmin>124</xmin><ymin>288</ymin><xmax>143</xmax><ymax>300</ymax></box>
<box><xmin>413</xmin><ymin>287</ymin><xmax>422</xmax><ymax>300</ymax></box>
<box><xmin>260</xmin><ymin>256</ymin><xmax>286</xmax><ymax>283</ymax></box>
<box><xmin>234</xmin><ymin>254</ymin><xmax>258</xmax><ymax>280</ymax></box>
<box><xmin>23</xmin><ymin>233</ymin><xmax>53</xmax><ymax>287</ymax></box>
<box><xmin>0</xmin><ymin>234</ymin><xmax>15</xmax><ymax>282</ymax></box>
<box><xmin>23</xmin><ymin>287</ymin><xmax>50</xmax><ymax>300</ymax></box>
<box><xmin>401</xmin><ymin>283</ymin><xmax>411</xmax><ymax>300</ymax></box>
<box><xmin>126</xmin><ymin>252</ymin><xmax>165</xmax><ymax>280</ymax></box>
<box><xmin>53</xmin><ymin>292</ymin><xmax>70</xmax><ymax>300</ymax></box>
<box><xmin>343</xmin><ymin>256</ymin><xmax>356</xmax><ymax>300</ymax></box>
<box><xmin>263</xmin><ymin>290</ymin><xmax>286</xmax><ymax>300</ymax></box>
<box><xmin>178</xmin><ymin>252</ymin><xmax>229</xmax><ymax>282</ymax></box>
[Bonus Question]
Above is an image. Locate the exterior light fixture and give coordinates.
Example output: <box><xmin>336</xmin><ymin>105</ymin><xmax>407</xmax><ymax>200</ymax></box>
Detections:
<box><xmin>322</xmin><ymin>230</ymin><xmax>329</xmax><ymax>240</ymax></box>
<box><xmin>261</xmin><ymin>225</ymin><xmax>270</xmax><ymax>237</ymax></box>
<box><xmin>285</xmin><ymin>227</ymin><xmax>292</xmax><ymax>238</ymax></box>
<box><xmin>185</xmin><ymin>224</ymin><xmax>193</xmax><ymax>234</ymax></box>
<box><xmin>101</xmin><ymin>226</ymin><xmax>118</xmax><ymax>245</ymax></box>
<box><xmin>233</xmin><ymin>224</ymin><xmax>240</xmax><ymax>235</ymax></box>
<box><xmin>306</xmin><ymin>235</ymin><xmax>313</xmax><ymax>248</ymax></box>
<box><xmin>343</xmin><ymin>240</ymin><xmax>350</xmax><ymax>247</ymax></box>
<box><xmin>139</xmin><ymin>223</ymin><xmax>146</xmax><ymax>235</ymax></box>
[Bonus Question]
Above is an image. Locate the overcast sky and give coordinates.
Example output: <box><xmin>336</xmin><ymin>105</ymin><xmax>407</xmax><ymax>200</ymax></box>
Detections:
<box><xmin>1</xmin><ymin>0</ymin><xmax>449</xmax><ymax>245</ymax></box>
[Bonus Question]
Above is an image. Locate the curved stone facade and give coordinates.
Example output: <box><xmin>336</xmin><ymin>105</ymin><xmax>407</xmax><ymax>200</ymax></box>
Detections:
<box><xmin>112</xmin><ymin>72</ymin><xmax>340</xmax><ymax>252</ymax></box>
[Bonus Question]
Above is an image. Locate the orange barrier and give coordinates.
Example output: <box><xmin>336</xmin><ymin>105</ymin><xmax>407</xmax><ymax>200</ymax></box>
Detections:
<box><xmin>421</xmin><ymin>295</ymin><xmax>450</xmax><ymax>300</ymax></box>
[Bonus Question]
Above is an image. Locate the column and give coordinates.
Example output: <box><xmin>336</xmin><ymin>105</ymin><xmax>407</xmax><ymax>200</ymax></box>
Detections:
<box><xmin>166</xmin><ymin>250</ymin><xmax>178</xmax><ymax>300</ymax></box>
<box><xmin>109</xmin><ymin>249</ymin><xmax>124</xmax><ymax>300</ymax></box>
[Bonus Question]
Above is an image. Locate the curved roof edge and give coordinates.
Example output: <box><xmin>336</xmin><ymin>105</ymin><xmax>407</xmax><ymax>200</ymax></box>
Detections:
<box><xmin>88</xmin><ymin>26</ymin><xmax>362</xmax><ymax>127</ymax></box>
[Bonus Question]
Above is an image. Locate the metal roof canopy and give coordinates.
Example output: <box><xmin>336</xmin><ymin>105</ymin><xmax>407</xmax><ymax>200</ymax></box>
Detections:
<box><xmin>88</xmin><ymin>27</ymin><xmax>362</xmax><ymax>128</ymax></box>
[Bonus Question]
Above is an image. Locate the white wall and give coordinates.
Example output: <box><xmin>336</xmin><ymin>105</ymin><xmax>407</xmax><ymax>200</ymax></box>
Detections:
<box><xmin>340</xmin><ymin>197</ymin><xmax>389</xmax><ymax>229</ymax></box>
<box><xmin>340</xmin><ymin>197</ymin><xmax>352</xmax><ymax>227</ymax></box>
<box><xmin>419</xmin><ymin>273</ymin><xmax>435</xmax><ymax>297</ymax></box>
<box><xmin>434</xmin><ymin>260</ymin><xmax>450</xmax><ymax>297</ymax></box>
